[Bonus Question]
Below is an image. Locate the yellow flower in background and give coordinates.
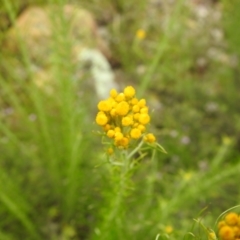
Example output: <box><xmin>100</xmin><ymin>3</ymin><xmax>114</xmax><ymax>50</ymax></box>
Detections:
<box><xmin>165</xmin><ymin>225</ymin><xmax>173</xmax><ymax>234</ymax></box>
<box><xmin>183</xmin><ymin>172</ymin><xmax>192</xmax><ymax>181</ymax></box>
<box><xmin>95</xmin><ymin>86</ymin><xmax>156</xmax><ymax>149</ymax></box>
<box><xmin>218</xmin><ymin>212</ymin><xmax>240</xmax><ymax>240</ymax></box>
<box><xmin>107</xmin><ymin>147</ymin><xmax>114</xmax><ymax>155</ymax></box>
<box><xmin>136</xmin><ymin>29</ymin><xmax>146</xmax><ymax>40</ymax></box>
<box><xmin>208</xmin><ymin>230</ymin><xmax>217</xmax><ymax>240</ymax></box>
<box><xmin>222</xmin><ymin>136</ymin><xmax>232</xmax><ymax>146</ymax></box>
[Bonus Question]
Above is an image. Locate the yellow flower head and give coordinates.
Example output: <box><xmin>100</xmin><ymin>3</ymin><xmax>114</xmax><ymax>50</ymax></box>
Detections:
<box><xmin>130</xmin><ymin>128</ymin><xmax>141</xmax><ymax>139</ymax></box>
<box><xmin>124</xmin><ymin>86</ymin><xmax>136</xmax><ymax>98</ymax></box>
<box><xmin>110</xmin><ymin>89</ymin><xmax>118</xmax><ymax>98</ymax></box>
<box><xmin>122</xmin><ymin>116</ymin><xmax>133</xmax><ymax>126</ymax></box>
<box><xmin>107</xmin><ymin>129</ymin><xmax>115</xmax><ymax>138</ymax></box>
<box><xmin>115</xmin><ymin>101</ymin><xmax>129</xmax><ymax>116</ymax></box>
<box><xmin>95</xmin><ymin>86</ymin><xmax>156</xmax><ymax>149</ymax></box>
<box><xmin>218</xmin><ymin>221</ymin><xmax>226</xmax><ymax>229</ymax></box>
<box><xmin>107</xmin><ymin>147</ymin><xmax>114</xmax><ymax>155</ymax></box>
<box><xmin>136</xmin><ymin>29</ymin><xmax>146</xmax><ymax>40</ymax></box>
<box><xmin>225</xmin><ymin>213</ymin><xmax>239</xmax><ymax>226</ymax></box>
<box><xmin>139</xmin><ymin>113</ymin><xmax>150</xmax><ymax>125</ymax></box>
<box><xmin>115</xmin><ymin>93</ymin><xmax>125</xmax><ymax>102</ymax></box>
<box><xmin>96</xmin><ymin>112</ymin><xmax>108</xmax><ymax>126</ymax></box>
<box><xmin>219</xmin><ymin>225</ymin><xmax>234</xmax><ymax>240</ymax></box>
<box><xmin>165</xmin><ymin>225</ymin><xmax>173</xmax><ymax>234</ymax></box>
<box><xmin>98</xmin><ymin>100</ymin><xmax>112</xmax><ymax>112</ymax></box>
<box><xmin>144</xmin><ymin>133</ymin><xmax>156</xmax><ymax>143</ymax></box>
<box><xmin>208</xmin><ymin>231</ymin><xmax>217</xmax><ymax>240</ymax></box>
<box><xmin>218</xmin><ymin>212</ymin><xmax>240</xmax><ymax>240</ymax></box>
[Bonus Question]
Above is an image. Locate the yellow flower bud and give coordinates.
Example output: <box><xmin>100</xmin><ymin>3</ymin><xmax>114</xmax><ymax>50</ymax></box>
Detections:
<box><xmin>114</xmin><ymin>127</ymin><xmax>121</xmax><ymax>132</ymax></box>
<box><xmin>122</xmin><ymin>116</ymin><xmax>133</xmax><ymax>126</ymax></box>
<box><xmin>124</xmin><ymin>86</ymin><xmax>135</xmax><ymax>98</ymax></box>
<box><xmin>110</xmin><ymin>89</ymin><xmax>118</xmax><ymax>98</ymax></box>
<box><xmin>98</xmin><ymin>100</ymin><xmax>112</xmax><ymax>112</ymax></box>
<box><xmin>137</xmin><ymin>124</ymin><xmax>146</xmax><ymax>132</ymax></box>
<box><xmin>103</xmin><ymin>124</ymin><xmax>111</xmax><ymax>131</ymax></box>
<box><xmin>120</xmin><ymin>137</ymin><xmax>129</xmax><ymax>147</ymax></box>
<box><xmin>218</xmin><ymin>225</ymin><xmax>234</xmax><ymax>240</ymax></box>
<box><xmin>225</xmin><ymin>213</ymin><xmax>239</xmax><ymax>226</ymax></box>
<box><xmin>133</xmin><ymin>113</ymin><xmax>140</xmax><ymax>120</ymax></box>
<box><xmin>140</xmin><ymin>106</ymin><xmax>148</xmax><ymax>114</ymax></box>
<box><xmin>138</xmin><ymin>99</ymin><xmax>146</xmax><ymax>107</ymax></box>
<box><xmin>110</xmin><ymin>108</ymin><xmax>116</xmax><ymax>116</ymax></box>
<box><xmin>218</xmin><ymin>221</ymin><xmax>226</xmax><ymax>229</ymax></box>
<box><xmin>96</xmin><ymin>112</ymin><xmax>108</xmax><ymax>126</ymax></box>
<box><xmin>232</xmin><ymin>226</ymin><xmax>239</xmax><ymax>236</ymax></box>
<box><xmin>115</xmin><ymin>101</ymin><xmax>129</xmax><ymax>116</ymax></box>
<box><xmin>139</xmin><ymin>113</ymin><xmax>150</xmax><ymax>125</ymax></box>
<box><xmin>130</xmin><ymin>128</ymin><xmax>141</xmax><ymax>139</ymax></box>
<box><xmin>132</xmin><ymin>105</ymin><xmax>140</xmax><ymax>113</ymax></box>
<box><xmin>144</xmin><ymin>133</ymin><xmax>156</xmax><ymax>143</ymax></box>
<box><xmin>136</xmin><ymin>29</ymin><xmax>146</xmax><ymax>40</ymax></box>
<box><xmin>131</xmin><ymin>98</ymin><xmax>138</xmax><ymax>105</ymax></box>
<box><xmin>115</xmin><ymin>93</ymin><xmax>125</xmax><ymax>102</ymax></box>
<box><xmin>115</xmin><ymin>132</ymin><xmax>124</xmax><ymax>141</ymax></box>
<box><xmin>107</xmin><ymin>147</ymin><xmax>114</xmax><ymax>155</ymax></box>
<box><xmin>208</xmin><ymin>231</ymin><xmax>216</xmax><ymax>240</ymax></box>
<box><xmin>107</xmin><ymin>129</ymin><xmax>115</xmax><ymax>138</ymax></box>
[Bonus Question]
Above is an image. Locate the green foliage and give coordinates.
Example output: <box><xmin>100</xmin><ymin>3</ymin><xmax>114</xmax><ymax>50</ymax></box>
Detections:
<box><xmin>222</xmin><ymin>0</ymin><xmax>240</xmax><ymax>57</ymax></box>
<box><xmin>0</xmin><ymin>0</ymin><xmax>240</xmax><ymax>239</ymax></box>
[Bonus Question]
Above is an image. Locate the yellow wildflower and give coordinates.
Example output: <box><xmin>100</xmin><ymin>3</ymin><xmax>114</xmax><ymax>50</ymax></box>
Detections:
<box><xmin>103</xmin><ymin>124</ymin><xmax>111</xmax><ymax>131</ymax></box>
<box><xmin>139</xmin><ymin>113</ymin><xmax>150</xmax><ymax>125</ymax></box>
<box><xmin>107</xmin><ymin>147</ymin><xmax>114</xmax><ymax>155</ymax></box>
<box><xmin>218</xmin><ymin>221</ymin><xmax>226</xmax><ymax>229</ymax></box>
<box><xmin>124</xmin><ymin>86</ymin><xmax>135</xmax><ymax>98</ymax></box>
<box><xmin>110</xmin><ymin>89</ymin><xmax>118</xmax><ymax>98</ymax></box>
<box><xmin>115</xmin><ymin>93</ymin><xmax>125</xmax><ymax>102</ymax></box>
<box><xmin>219</xmin><ymin>225</ymin><xmax>234</xmax><ymax>240</ymax></box>
<box><xmin>218</xmin><ymin>212</ymin><xmax>240</xmax><ymax>240</ymax></box>
<box><xmin>225</xmin><ymin>213</ymin><xmax>239</xmax><ymax>226</ymax></box>
<box><xmin>115</xmin><ymin>101</ymin><xmax>129</xmax><ymax>116</ymax></box>
<box><xmin>132</xmin><ymin>105</ymin><xmax>140</xmax><ymax>113</ymax></box>
<box><xmin>165</xmin><ymin>225</ymin><xmax>173</xmax><ymax>234</ymax></box>
<box><xmin>98</xmin><ymin>100</ymin><xmax>112</xmax><ymax>112</ymax></box>
<box><xmin>131</xmin><ymin>98</ymin><xmax>138</xmax><ymax>105</ymax></box>
<box><xmin>107</xmin><ymin>129</ymin><xmax>115</xmax><ymax>138</ymax></box>
<box><xmin>140</xmin><ymin>107</ymin><xmax>148</xmax><ymax>114</ymax></box>
<box><xmin>119</xmin><ymin>137</ymin><xmax>129</xmax><ymax>147</ymax></box>
<box><xmin>115</xmin><ymin>132</ymin><xmax>124</xmax><ymax>141</ymax></box>
<box><xmin>122</xmin><ymin>116</ymin><xmax>133</xmax><ymax>126</ymax></box>
<box><xmin>137</xmin><ymin>124</ymin><xmax>146</xmax><ymax>132</ymax></box>
<box><xmin>130</xmin><ymin>128</ymin><xmax>141</xmax><ymax>139</ymax></box>
<box><xmin>136</xmin><ymin>29</ymin><xmax>146</xmax><ymax>40</ymax></box>
<box><xmin>208</xmin><ymin>231</ymin><xmax>217</xmax><ymax>240</ymax></box>
<box><xmin>144</xmin><ymin>133</ymin><xmax>156</xmax><ymax>143</ymax></box>
<box><xmin>138</xmin><ymin>99</ymin><xmax>146</xmax><ymax>107</ymax></box>
<box><xmin>133</xmin><ymin>113</ymin><xmax>140</xmax><ymax>120</ymax></box>
<box><xmin>96</xmin><ymin>112</ymin><xmax>108</xmax><ymax>126</ymax></box>
<box><xmin>114</xmin><ymin>127</ymin><xmax>121</xmax><ymax>132</ymax></box>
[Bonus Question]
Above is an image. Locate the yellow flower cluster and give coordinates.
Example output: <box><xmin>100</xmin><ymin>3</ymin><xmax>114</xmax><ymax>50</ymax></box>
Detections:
<box><xmin>218</xmin><ymin>212</ymin><xmax>240</xmax><ymax>240</ymax></box>
<box><xmin>96</xmin><ymin>86</ymin><xmax>156</xmax><ymax>149</ymax></box>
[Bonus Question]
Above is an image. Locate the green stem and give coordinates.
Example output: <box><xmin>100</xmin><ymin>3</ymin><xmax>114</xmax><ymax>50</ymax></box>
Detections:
<box><xmin>99</xmin><ymin>151</ymin><xmax>130</xmax><ymax>239</ymax></box>
<box><xmin>127</xmin><ymin>139</ymin><xmax>144</xmax><ymax>160</ymax></box>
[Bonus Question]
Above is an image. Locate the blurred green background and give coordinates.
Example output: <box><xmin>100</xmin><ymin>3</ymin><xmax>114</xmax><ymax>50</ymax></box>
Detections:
<box><xmin>0</xmin><ymin>0</ymin><xmax>240</xmax><ymax>239</ymax></box>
